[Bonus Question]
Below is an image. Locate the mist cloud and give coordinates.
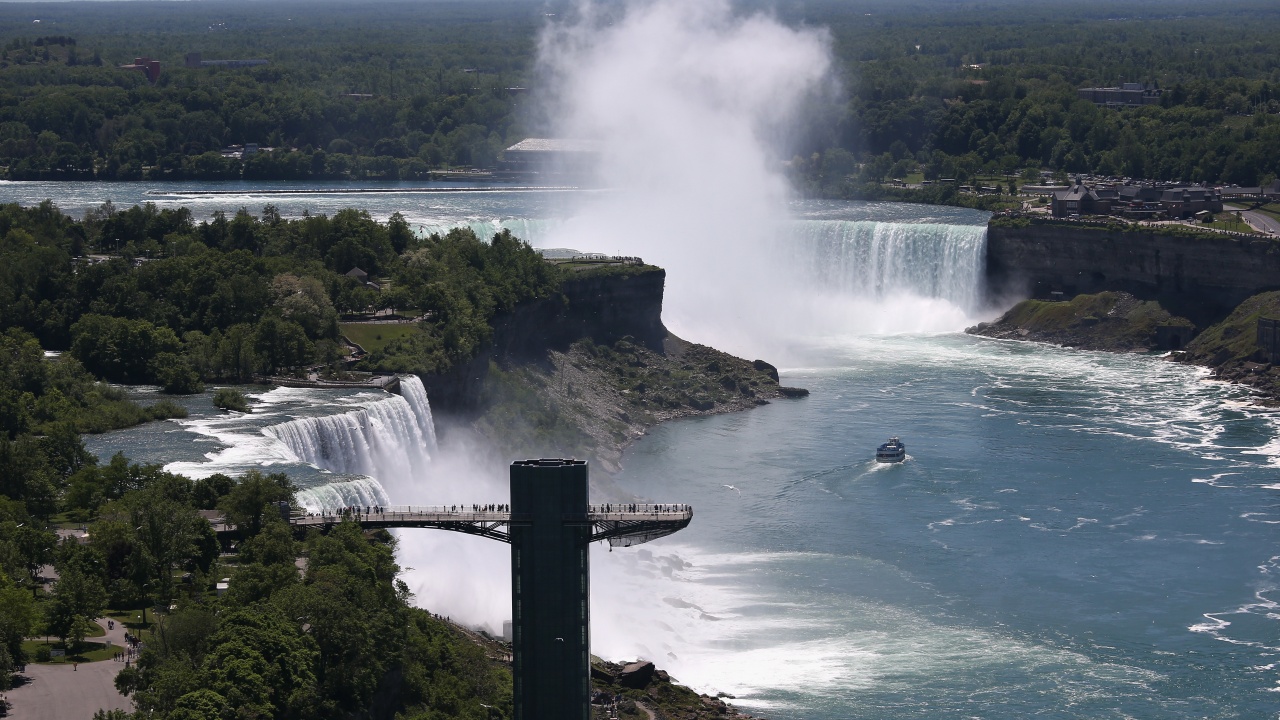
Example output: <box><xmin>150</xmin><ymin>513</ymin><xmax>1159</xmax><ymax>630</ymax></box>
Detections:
<box><xmin>538</xmin><ymin>0</ymin><xmax>835</xmax><ymax>358</ymax></box>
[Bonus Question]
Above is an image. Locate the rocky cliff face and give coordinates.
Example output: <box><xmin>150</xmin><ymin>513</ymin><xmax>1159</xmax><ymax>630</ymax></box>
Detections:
<box><xmin>986</xmin><ymin>221</ymin><xmax>1280</xmax><ymax>325</ymax></box>
<box><xmin>493</xmin><ymin>267</ymin><xmax>668</xmax><ymax>359</ymax></box>
<box><xmin>419</xmin><ymin>267</ymin><xmax>668</xmax><ymax>412</ymax></box>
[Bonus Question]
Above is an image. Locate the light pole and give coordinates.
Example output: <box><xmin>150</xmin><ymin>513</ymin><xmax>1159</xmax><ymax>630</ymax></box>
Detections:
<box><xmin>141</xmin><ymin>582</ymin><xmax>152</xmax><ymax>627</ymax></box>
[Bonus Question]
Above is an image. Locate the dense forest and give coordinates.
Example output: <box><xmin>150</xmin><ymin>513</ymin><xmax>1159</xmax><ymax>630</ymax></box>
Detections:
<box><xmin>1</xmin><ymin>446</ymin><xmax>512</xmax><ymax>719</ymax></box>
<box><xmin>794</xmin><ymin>0</ymin><xmax>1280</xmax><ymax>192</ymax></box>
<box><xmin>0</xmin><ymin>0</ymin><xmax>1279</xmax><ymax>187</ymax></box>
<box><xmin>0</xmin><ymin>199</ymin><xmax>559</xmax><ymax>714</ymax></box>
<box><xmin>0</xmin><ymin>200</ymin><xmax>560</xmax><ymax>391</ymax></box>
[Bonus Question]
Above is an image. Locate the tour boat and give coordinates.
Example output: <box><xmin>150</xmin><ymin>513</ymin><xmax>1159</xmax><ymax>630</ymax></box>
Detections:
<box><xmin>876</xmin><ymin>437</ymin><xmax>906</xmax><ymax>463</ymax></box>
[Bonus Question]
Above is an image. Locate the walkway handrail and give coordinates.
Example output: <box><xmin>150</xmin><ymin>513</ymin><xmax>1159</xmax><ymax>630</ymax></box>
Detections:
<box><xmin>294</xmin><ymin>503</ymin><xmax>693</xmax><ymax>520</ymax></box>
<box><xmin>289</xmin><ymin>503</ymin><xmax>693</xmax><ymax>548</ymax></box>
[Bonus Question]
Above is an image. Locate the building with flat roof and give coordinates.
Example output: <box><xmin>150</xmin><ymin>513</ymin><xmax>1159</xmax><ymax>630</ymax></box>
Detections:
<box><xmin>120</xmin><ymin>57</ymin><xmax>160</xmax><ymax>83</ymax></box>
<box><xmin>501</xmin><ymin>138</ymin><xmax>600</xmax><ymax>177</ymax></box>
<box><xmin>185</xmin><ymin>52</ymin><xmax>268</xmax><ymax>69</ymax></box>
<box><xmin>1078</xmin><ymin>83</ymin><xmax>1162</xmax><ymax>107</ymax></box>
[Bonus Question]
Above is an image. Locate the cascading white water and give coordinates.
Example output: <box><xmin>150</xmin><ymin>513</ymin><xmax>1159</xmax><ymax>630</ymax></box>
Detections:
<box><xmin>295</xmin><ymin>478</ymin><xmax>391</xmax><ymax>510</ymax></box>
<box><xmin>791</xmin><ymin>220</ymin><xmax>987</xmax><ymax>314</ymax></box>
<box><xmin>265</xmin><ymin>376</ymin><xmax>436</xmax><ymax>504</ymax></box>
<box><xmin>397</xmin><ymin>375</ymin><xmax>439</xmax><ymax>454</ymax></box>
<box><xmin>417</xmin><ymin>218</ymin><xmax>554</xmax><ymax>243</ymax></box>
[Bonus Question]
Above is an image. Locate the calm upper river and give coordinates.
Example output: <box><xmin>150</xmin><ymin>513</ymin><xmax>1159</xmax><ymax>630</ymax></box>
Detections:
<box><xmin>11</xmin><ymin>180</ymin><xmax>1274</xmax><ymax>719</ymax></box>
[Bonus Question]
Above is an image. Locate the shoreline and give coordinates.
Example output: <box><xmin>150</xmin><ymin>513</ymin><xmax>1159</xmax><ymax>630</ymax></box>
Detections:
<box><xmin>965</xmin><ymin>293</ymin><xmax>1280</xmax><ymax>407</ymax></box>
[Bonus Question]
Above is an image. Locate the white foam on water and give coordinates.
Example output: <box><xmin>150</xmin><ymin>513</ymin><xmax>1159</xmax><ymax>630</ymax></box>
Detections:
<box><xmin>810</xmin><ymin>334</ymin><xmax>1277</xmax><ymax>469</ymax></box>
<box><xmin>588</xmin><ymin>542</ymin><xmax>1164</xmax><ymax>713</ymax></box>
<box><xmin>164</xmin><ymin>412</ymin><xmax>300</xmax><ymax>479</ymax></box>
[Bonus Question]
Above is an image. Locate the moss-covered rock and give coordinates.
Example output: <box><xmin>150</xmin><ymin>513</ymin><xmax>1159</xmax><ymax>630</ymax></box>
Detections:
<box><xmin>967</xmin><ymin>291</ymin><xmax>1193</xmax><ymax>351</ymax></box>
<box><xmin>1180</xmin><ymin>291</ymin><xmax>1280</xmax><ymax>402</ymax></box>
<box><xmin>1184</xmin><ymin>291</ymin><xmax>1280</xmax><ymax>365</ymax></box>
<box><xmin>473</xmin><ymin>333</ymin><xmax>803</xmax><ymax>474</ymax></box>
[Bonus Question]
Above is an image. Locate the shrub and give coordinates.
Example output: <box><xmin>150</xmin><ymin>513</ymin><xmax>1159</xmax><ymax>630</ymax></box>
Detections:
<box><xmin>212</xmin><ymin>389</ymin><xmax>251</xmax><ymax>413</ymax></box>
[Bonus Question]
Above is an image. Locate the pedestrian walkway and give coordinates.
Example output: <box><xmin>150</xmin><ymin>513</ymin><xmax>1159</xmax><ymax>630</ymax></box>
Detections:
<box><xmin>3</xmin><ymin>619</ymin><xmax>130</xmax><ymax>720</ymax></box>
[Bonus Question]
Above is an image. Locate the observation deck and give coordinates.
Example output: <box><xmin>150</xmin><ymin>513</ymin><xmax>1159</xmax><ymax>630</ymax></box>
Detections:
<box><xmin>289</xmin><ymin>503</ymin><xmax>693</xmax><ymax>547</ymax></box>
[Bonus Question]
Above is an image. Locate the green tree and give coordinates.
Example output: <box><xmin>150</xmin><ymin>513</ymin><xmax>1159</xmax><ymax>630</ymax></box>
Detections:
<box><xmin>45</xmin><ymin>561</ymin><xmax>106</xmax><ymax>652</ymax></box>
<box><xmin>152</xmin><ymin>352</ymin><xmax>204</xmax><ymax>395</ymax></box>
<box><xmin>0</xmin><ymin>570</ymin><xmax>39</xmax><ymax>674</ymax></box>
<box><xmin>218</xmin><ymin>470</ymin><xmax>295</xmax><ymax>539</ymax></box>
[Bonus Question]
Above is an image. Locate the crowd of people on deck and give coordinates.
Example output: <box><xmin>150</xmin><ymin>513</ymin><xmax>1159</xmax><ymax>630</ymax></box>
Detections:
<box><xmin>298</xmin><ymin>502</ymin><xmax>691</xmax><ymax>518</ymax></box>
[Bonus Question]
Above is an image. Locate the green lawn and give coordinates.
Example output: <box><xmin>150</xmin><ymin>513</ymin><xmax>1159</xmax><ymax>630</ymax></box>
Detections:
<box><xmin>106</xmin><ymin>608</ymin><xmax>154</xmax><ymax>632</ymax></box>
<box><xmin>1255</xmin><ymin>203</ymin><xmax>1280</xmax><ymax>223</ymax></box>
<box><xmin>1204</xmin><ymin>217</ymin><xmax>1258</xmax><ymax>233</ymax></box>
<box><xmin>22</xmin><ymin>639</ymin><xmax>117</xmax><ymax>664</ymax></box>
<box><xmin>340</xmin><ymin>323</ymin><xmax>423</xmax><ymax>354</ymax></box>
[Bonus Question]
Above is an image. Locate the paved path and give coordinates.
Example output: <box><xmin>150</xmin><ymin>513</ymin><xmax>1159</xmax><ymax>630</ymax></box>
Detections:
<box><xmin>5</xmin><ymin>619</ymin><xmax>132</xmax><ymax>720</ymax></box>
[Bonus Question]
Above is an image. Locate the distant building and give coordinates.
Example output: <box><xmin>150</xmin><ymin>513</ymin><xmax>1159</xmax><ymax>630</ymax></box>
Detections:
<box><xmin>345</xmin><ymin>267</ymin><xmax>369</xmax><ymax>284</ymax></box>
<box><xmin>220</xmin><ymin>144</ymin><xmax>273</xmax><ymax>159</ymax></box>
<box><xmin>1052</xmin><ymin>182</ymin><xmax>1221</xmax><ymax>219</ymax></box>
<box><xmin>1051</xmin><ymin>184</ymin><xmax>1111</xmax><ymax>217</ymax></box>
<box><xmin>185</xmin><ymin>52</ymin><xmax>268</xmax><ymax>69</ymax></box>
<box><xmin>501</xmin><ymin>138</ymin><xmax>600</xmax><ymax>176</ymax></box>
<box><xmin>1077</xmin><ymin>83</ymin><xmax>1162</xmax><ymax>107</ymax></box>
<box><xmin>1159</xmin><ymin>186</ymin><xmax>1222</xmax><ymax>218</ymax></box>
<box><xmin>120</xmin><ymin>56</ymin><xmax>161</xmax><ymax>83</ymax></box>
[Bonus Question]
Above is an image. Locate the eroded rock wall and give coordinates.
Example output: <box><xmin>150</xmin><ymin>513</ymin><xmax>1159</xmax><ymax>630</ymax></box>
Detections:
<box><xmin>419</xmin><ymin>267</ymin><xmax>667</xmax><ymax>413</ymax></box>
<box><xmin>986</xmin><ymin>222</ymin><xmax>1280</xmax><ymax>325</ymax></box>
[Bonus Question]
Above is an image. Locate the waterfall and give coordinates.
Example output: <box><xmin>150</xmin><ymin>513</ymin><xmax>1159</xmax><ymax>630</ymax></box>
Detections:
<box><xmin>295</xmin><ymin>478</ymin><xmax>390</xmax><ymax>511</ymax></box>
<box><xmin>791</xmin><ymin>220</ymin><xmax>987</xmax><ymax>313</ymax></box>
<box><xmin>416</xmin><ymin>218</ymin><xmax>553</xmax><ymax>244</ymax></box>
<box><xmin>264</xmin><ymin>376</ymin><xmax>436</xmax><ymax>499</ymax></box>
<box><xmin>398</xmin><ymin>375</ymin><xmax>438</xmax><ymax>453</ymax></box>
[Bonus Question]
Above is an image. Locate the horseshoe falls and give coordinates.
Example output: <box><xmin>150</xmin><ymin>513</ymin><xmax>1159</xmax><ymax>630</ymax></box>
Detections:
<box><xmin>791</xmin><ymin>220</ymin><xmax>987</xmax><ymax>312</ymax></box>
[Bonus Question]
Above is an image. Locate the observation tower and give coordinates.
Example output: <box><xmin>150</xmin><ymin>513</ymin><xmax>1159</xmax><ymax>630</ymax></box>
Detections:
<box><xmin>289</xmin><ymin>458</ymin><xmax>693</xmax><ymax>720</ymax></box>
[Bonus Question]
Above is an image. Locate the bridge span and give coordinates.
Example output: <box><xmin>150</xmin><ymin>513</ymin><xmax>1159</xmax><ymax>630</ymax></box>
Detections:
<box><xmin>290</xmin><ymin>503</ymin><xmax>693</xmax><ymax>547</ymax></box>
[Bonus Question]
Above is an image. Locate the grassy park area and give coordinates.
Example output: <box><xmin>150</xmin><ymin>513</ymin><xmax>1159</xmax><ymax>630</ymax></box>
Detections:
<box><xmin>339</xmin><ymin>323</ymin><xmax>424</xmax><ymax>354</ymax></box>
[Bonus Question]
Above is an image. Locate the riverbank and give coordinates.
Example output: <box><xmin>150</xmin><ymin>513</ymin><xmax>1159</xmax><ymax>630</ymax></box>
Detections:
<box><xmin>967</xmin><ymin>289</ymin><xmax>1280</xmax><ymax>405</ymax></box>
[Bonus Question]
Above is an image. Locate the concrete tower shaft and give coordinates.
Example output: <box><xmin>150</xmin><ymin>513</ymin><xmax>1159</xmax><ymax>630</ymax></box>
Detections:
<box><xmin>509</xmin><ymin>459</ymin><xmax>591</xmax><ymax>720</ymax></box>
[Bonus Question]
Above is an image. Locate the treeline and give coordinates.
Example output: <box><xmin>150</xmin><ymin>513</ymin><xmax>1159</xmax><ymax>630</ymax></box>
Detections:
<box><xmin>789</xmin><ymin>0</ymin><xmax>1280</xmax><ymax>192</ymax></box>
<box><xmin>0</xmin><ymin>1</ymin><xmax>537</xmax><ymax>180</ymax></box>
<box><xmin>0</xmin><ymin>201</ymin><xmax>560</xmax><ymax>391</ymax></box>
<box><xmin>9</xmin><ymin>0</ymin><xmax>1280</xmax><ymax>185</ymax></box>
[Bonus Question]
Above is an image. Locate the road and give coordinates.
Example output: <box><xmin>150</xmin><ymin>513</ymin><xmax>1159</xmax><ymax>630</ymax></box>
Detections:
<box><xmin>3</xmin><ymin>619</ymin><xmax>132</xmax><ymax>720</ymax></box>
<box><xmin>1241</xmin><ymin>209</ymin><xmax>1280</xmax><ymax>235</ymax></box>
